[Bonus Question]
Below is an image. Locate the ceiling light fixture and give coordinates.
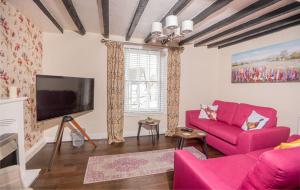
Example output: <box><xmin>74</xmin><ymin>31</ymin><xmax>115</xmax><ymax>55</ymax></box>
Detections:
<box><xmin>151</xmin><ymin>15</ymin><xmax>193</xmax><ymax>44</ymax></box>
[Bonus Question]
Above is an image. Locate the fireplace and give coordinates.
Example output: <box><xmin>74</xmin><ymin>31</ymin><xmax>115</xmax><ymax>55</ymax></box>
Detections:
<box><xmin>0</xmin><ymin>133</ymin><xmax>18</xmax><ymax>168</ymax></box>
<box><xmin>0</xmin><ymin>97</ymin><xmax>40</xmax><ymax>187</ymax></box>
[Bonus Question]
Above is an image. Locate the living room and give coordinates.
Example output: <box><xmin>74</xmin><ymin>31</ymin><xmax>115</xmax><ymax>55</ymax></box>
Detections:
<box><xmin>1</xmin><ymin>0</ymin><xmax>300</xmax><ymax>189</ymax></box>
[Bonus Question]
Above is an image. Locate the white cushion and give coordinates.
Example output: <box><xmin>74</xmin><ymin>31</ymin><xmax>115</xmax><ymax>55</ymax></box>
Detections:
<box><xmin>199</xmin><ymin>104</ymin><xmax>218</xmax><ymax>120</ymax></box>
<box><xmin>241</xmin><ymin>111</ymin><xmax>269</xmax><ymax>131</ymax></box>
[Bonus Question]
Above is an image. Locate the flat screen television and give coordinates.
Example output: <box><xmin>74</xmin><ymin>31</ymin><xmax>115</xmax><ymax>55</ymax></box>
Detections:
<box><xmin>36</xmin><ymin>75</ymin><xmax>94</xmax><ymax>121</ymax></box>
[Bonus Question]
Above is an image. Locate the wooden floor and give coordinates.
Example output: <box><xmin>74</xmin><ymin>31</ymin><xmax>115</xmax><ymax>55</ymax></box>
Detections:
<box><xmin>27</xmin><ymin>135</ymin><xmax>223</xmax><ymax>189</ymax></box>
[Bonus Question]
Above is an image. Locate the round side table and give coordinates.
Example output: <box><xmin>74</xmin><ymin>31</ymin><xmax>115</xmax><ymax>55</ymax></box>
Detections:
<box><xmin>137</xmin><ymin>119</ymin><xmax>160</xmax><ymax>145</ymax></box>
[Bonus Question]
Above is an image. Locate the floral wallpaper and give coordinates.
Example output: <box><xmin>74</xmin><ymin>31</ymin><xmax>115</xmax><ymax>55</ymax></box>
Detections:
<box><xmin>0</xmin><ymin>0</ymin><xmax>43</xmax><ymax>150</ymax></box>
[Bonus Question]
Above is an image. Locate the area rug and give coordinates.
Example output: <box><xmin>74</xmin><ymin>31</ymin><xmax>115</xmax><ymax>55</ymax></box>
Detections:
<box><xmin>84</xmin><ymin>146</ymin><xmax>206</xmax><ymax>184</ymax></box>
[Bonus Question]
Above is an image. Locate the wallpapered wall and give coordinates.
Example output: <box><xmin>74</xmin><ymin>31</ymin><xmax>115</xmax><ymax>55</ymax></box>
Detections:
<box><xmin>0</xmin><ymin>0</ymin><xmax>43</xmax><ymax>150</ymax></box>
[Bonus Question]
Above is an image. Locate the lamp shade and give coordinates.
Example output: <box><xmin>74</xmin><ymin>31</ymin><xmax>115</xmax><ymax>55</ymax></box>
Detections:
<box><xmin>151</xmin><ymin>22</ymin><xmax>162</xmax><ymax>35</ymax></box>
<box><xmin>181</xmin><ymin>20</ymin><xmax>193</xmax><ymax>34</ymax></box>
<box><xmin>174</xmin><ymin>27</ymin><xmax>181</xmax><ymax>36</ymax></box>
<box><xmin>166</xmin><ymin>15</ymin><xmax>178</xmax><ymax>29</ymax></box>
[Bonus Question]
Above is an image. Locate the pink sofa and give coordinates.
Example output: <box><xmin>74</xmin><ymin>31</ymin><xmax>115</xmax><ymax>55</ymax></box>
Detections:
<box><xmin>173</xmin><ymin>135</ymin><xmax>300</xmax><ymax>190</ymax></box>
<box><xmin>186</xmin><ymin>100</ymin><xmax>290</xmax><ymax>155</ymax></box>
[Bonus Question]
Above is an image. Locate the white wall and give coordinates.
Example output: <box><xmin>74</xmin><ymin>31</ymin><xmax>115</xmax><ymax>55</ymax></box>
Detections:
<box><xmin>42</xmin><ymin>26</ymin><xmax>300</xmax><ymax>142</ymax></box>
<box><xmin>41</xmin><ymin>31</ymin><xmax>218</xmax><ymax>141</ymax></box>
<box><xmin>216</xmin><ymin>25</ymin><xmax>300</xmax><ymax>134</ymax></box>
<box><xmin>179</xmin><ymin>45</ymin><xmax>218</xmax><ymax>126</ymax></box>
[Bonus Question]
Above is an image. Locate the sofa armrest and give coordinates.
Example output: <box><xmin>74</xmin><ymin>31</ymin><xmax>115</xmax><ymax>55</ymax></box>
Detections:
<box><xmin>174</xmin><ymin>150</ymin><xmax>229</xmax><ymax>190</ymax></box>
<box><xmin>186</xmin><ymin>110</ymin><xmax>200</xmax><ymax>128</ymax></box>
<box><xmin>237</xmin><ymin>127</ymin><xmax>290</xmax><ymax>153</ymax></box>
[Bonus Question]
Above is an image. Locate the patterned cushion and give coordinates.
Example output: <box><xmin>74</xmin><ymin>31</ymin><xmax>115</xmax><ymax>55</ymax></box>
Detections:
<box><xmin>241</xmin><ymin>111</ymin><xmax>269</xmax><ymax>131</ymax></box>
<box><xmin>199</xmin><ymin>104</ymin><xmax>218</xmax><ymax>120</ymax></box>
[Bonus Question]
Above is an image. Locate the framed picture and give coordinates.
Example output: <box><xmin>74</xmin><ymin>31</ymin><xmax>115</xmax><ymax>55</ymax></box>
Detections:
<box><xmin>231</xmin><ymin>39</ymin><xmax>300</xmax><ymax>83</ymax></box>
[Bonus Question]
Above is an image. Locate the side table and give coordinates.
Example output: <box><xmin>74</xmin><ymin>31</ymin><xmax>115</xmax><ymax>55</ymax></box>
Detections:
<box><xmin>137</xmin><ymin>119</ymin><xmax>160</xmax><ymax>145</ymax></box>
<box><xmin>174</xmin><ymin>127</ymin><xmax>208</xmax><ymax>157</ymax></box>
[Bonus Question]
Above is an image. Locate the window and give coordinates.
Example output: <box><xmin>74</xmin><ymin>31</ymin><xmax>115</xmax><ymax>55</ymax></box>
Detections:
<box><xmin>124</xmin><ymin>47</ymin><xmax>167</xmax><ymax>114</ymax></box>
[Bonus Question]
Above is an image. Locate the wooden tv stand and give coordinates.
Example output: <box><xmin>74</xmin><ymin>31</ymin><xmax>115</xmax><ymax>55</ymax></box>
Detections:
<box><xmin>48</xmin><ymin>115</ymin><xmax>96</xmax><ymax>171</ymax></box>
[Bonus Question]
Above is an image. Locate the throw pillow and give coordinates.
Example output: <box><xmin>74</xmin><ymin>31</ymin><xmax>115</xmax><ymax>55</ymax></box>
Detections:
<box><xmin>241</xmin><ymin>111</ymin><xmax>269</xmax><ymax>131</ymax></box>
<box><xmin>274</xmin><ymin>139</ymin><xmax>300</xmax><ymax>150</ymax></box>
<box><xmin>199</xmin><ymin>104</ymin><xmax>218</xmax><ymax>120</ymax></box>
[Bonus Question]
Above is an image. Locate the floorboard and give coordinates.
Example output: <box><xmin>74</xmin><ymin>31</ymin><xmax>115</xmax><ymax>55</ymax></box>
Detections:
<box><xmin>27</xmin><ymin>135</ymin><xmax>223</xmax><ymax>189</ymax></box>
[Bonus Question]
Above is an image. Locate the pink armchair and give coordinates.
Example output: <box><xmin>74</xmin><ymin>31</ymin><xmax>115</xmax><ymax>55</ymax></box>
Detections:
<box><xmin>173</xmin><ymin>136</ymin><xmax>300</xmax><ymax>190</ymax></box>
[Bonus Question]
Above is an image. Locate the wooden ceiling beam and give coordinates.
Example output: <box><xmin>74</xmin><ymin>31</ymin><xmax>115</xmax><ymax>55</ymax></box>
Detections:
<box><xmin>126</xmin><ymin>0</ymin><xmax>149</xmax><ymax>41</ymax></box>
<box><xmin>33</xmin><ymin>0</ymin><xmax>63</xmax><ymax>33</ymax></box>
<box><xmin>192</xmin><ymin>0</ymin><xmax>233</xmax><ymax>24</ymax></box>
<box><xmin>99</xmin><ymin>0</ymin><xmax>109</xmax><ymax>38</ymax></box>
<box><xmin>195</xmin><ymin>2</ymin><xmax>300</xmax><ymax>47</ymax></box>
<box><xmin>144</xmin><ymin>0</ymin><xmax>192</xmax><ymax>43</ymax></box>
<box><xmin>207</xmin><ymin>13</ymin><xmax>300</xmax><ymax>48</ymax></box>
<box><xmin>179</xmin><ymin>0</ymin><xmax>281</xmax><ymax>45</ymax></box>
<box><xmin>62</xmin><ymin>0</ymin><xmax>86</xmax><ymax>35</ymax></box>
<box><xmin>218</xmin><ymin>20</ymin><xmax>300</xmax><ymax>49</ymax></box>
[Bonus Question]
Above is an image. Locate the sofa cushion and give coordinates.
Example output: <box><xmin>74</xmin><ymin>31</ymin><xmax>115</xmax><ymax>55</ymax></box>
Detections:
<box><xmin>208</xmin><ymin>123</ymin><xmax>243</xmax><ymax>145</ymax></box>
<box><xmin>213</xmin><ymin>100</ymin><xmax>238</xmax><ymax>125</ymax></box>
<box><xmin>239</xmin><ymin>147</ymin><xmax>300</xmax><ymax>189</ymax></box>
<box><xmin>192</xmin><ymin>154</ymin><xmax>257</xmax><ymax>189</ymax></box>
<box><xmin>190</xmin><ymin>118</ymin><xmax>218</xmax><ymax>131</ymax></box>
<box><xmin>245</xmin><ymin>148</ymin><xmax>272</xmax><ymax>160</ymax></box>
<box><xmin>232</xmin><ymin>103</ymin><xmax>277</xmax><ymax>128</ymax></box>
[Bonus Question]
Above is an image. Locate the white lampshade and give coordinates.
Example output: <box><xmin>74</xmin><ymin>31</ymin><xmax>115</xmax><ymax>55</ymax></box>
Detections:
<box><xmin>174</xmin><ymin>27</ymin><xmax>181</xmax><ymax>36</ymax></box>
<box><xmin>166</xmin><ymin>15</ymin><xmax>178</xmax><ymax>29</ymax></box>
<box><xmin>151</xmin><ymin>22</ymin><xmax>162</xmax><ymax>35</ymax></box>
<box><xmin>181</xmin><ymin>20</ymin><xmax>193</xmax><ymax>34</ymax></box>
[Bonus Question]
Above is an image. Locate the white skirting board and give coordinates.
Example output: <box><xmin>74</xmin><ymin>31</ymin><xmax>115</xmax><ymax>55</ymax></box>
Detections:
<box><xmin>25</xmin><ymin>137</ymin><xmax>47</xmax><ymax>162</ymax></box>
<box><xmin>44</xmin><ymin>128</ymin><xmax>167</xmax><ymax>143</ymax></box>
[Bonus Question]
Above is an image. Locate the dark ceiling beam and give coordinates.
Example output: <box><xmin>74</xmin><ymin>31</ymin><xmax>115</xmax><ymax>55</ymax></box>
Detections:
<box><xmin>192</xmin><ymin>0</ymin><xmax>233</xmax><ymax>24</ymax></box>
<box><xmin>218</xmin><ymin>20</ymin><xmax>300</xmax><ymax>49</ymax></box>
<box><xmin>126</xmin><ymin>0</ymin><xmax>149</xmax><ymax>41</ymax></box>
<box><xmin>33</xmin><ymin>0</ymin><xmax>63</xmax><ymax>33</ymax></box>
<box><xmin>195</xmin><ymin>2</ymin><xmax>300</xmax><ymax>47</ymax></box>
<box><xmin>207</xmin><ymin>13</ymin><xmax>300</xmax><ymax>48</ymax></box>
<box><xmin>62</xmin><ymin>0</ymin><xmax>86</xmax><ymax>35</ymax></box>
<box><xmin>99</xmin><ymin>0</ymin><xmax>109</xmax><ymax>38</ymax></box>
<box><xmin>144</xmin><ymin>0</ymin><xmax>192</xmax><ymax>43</ymax></box>
<box><xmin>179</xmin><ymin>0</ymin><xmax>281</xmax><ymax>45</ymax></box>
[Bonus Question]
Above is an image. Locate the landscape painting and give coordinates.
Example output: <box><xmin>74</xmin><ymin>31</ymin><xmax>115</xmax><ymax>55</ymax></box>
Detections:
<box><xmin>232</xmin><ymin>39</ymin><xmax>300</xmax><ymax>83</ymax></box>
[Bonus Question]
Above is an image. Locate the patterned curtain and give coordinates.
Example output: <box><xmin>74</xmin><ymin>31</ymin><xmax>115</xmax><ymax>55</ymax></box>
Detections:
<box><xmin>165</xmin><ymin>47</ymin><xmax>183</xmax><ymax>136</ymax></box>
<box><xmin>105</xmin><ymin>41</ymin><xmax>125</xmax><ymax>144</ymax></box>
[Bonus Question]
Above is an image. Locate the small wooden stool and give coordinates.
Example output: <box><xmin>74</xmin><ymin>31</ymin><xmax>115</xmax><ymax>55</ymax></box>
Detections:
<box><xmin>137</xmin><ymin>119</ymin><xmax>160</xmax><ymax>145</ymax></box>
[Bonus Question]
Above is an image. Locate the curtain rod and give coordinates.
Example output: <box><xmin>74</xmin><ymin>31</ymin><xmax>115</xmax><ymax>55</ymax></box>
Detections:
<box><xmin>100</xmin><ymin>38</ymin><xmax>183</xmax><ymax>49</ymax></box>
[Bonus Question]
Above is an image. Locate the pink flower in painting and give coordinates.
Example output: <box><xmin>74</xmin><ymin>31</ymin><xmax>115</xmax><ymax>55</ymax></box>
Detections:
<box><xmin>103</xmin><ymin>157</ymin><xmax>148</xmax><ymax>172</ymax></box>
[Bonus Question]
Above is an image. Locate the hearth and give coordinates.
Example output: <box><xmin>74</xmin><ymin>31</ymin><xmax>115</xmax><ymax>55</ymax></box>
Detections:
<box><xmin>0</xmin><ymin>133</ymin><xmax>18</xmax><ymax>168</ymax></box>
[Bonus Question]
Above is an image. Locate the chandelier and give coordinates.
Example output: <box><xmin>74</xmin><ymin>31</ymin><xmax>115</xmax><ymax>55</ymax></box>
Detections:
<box><xmin>151</xmin><ymin>15</ymin><xmax>193</xmax><ymax>44</ymax></box>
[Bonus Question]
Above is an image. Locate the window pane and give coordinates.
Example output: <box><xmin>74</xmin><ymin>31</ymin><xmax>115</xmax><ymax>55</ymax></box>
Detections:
<box><xmin>124</xmin><ymin>47</ymin><xmax>166</xmax><ymax>113</ymax></box>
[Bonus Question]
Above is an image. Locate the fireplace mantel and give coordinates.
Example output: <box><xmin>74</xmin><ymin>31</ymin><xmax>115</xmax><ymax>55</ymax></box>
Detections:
<box><xmin>0</xmin><ymin>97</ymin><xmax>40</xmax><ymax>187</ymax></box>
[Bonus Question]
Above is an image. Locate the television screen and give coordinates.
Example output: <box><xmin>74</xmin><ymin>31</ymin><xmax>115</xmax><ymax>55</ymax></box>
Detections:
<box><xmin>36</xmin><ymin>75</ymin><xmax>94</xmax><ymax>121</ymax></box>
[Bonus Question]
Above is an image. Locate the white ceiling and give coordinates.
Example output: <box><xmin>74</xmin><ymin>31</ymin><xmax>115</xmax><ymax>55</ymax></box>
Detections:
<box><xmin>7</xmin><ymin>0</ymin><xmax>300</xmax><ymax>44</ymax></box>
